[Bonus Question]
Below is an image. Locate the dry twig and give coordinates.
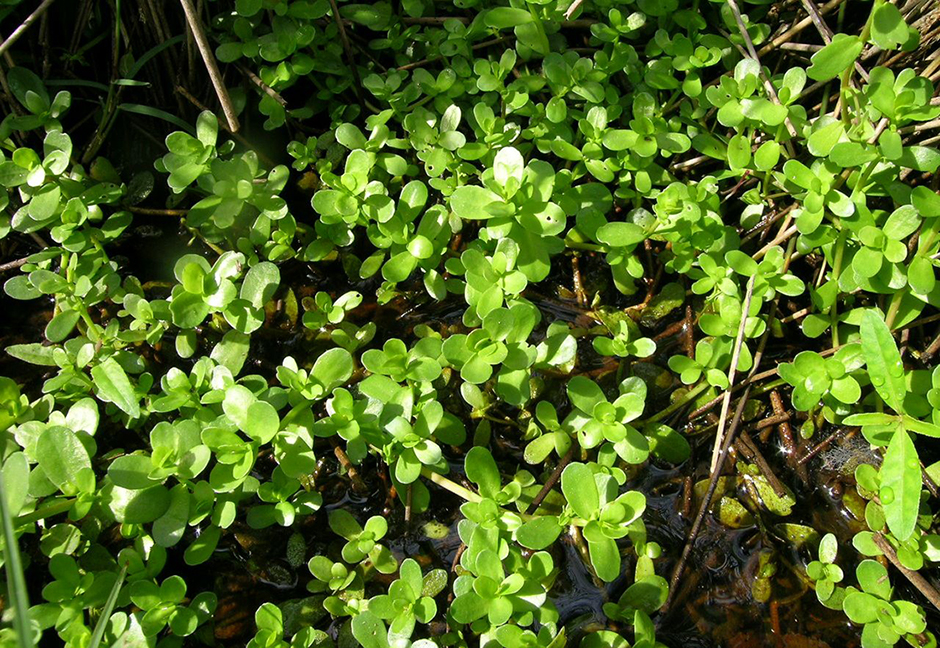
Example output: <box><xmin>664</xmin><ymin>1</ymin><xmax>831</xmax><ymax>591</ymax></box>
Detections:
<box><xmin>0</xmin><ymin>0</ymin><xmax>56</xmax><ymax>58</ymax></box>
<box><xmin>178</xmin><ymin>0</ymin><xmax>240</xmax><ymax>132</ymax></box>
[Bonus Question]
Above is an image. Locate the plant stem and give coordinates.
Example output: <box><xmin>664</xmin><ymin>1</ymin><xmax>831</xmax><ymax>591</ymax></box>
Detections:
<box><xmin>829</xmin><ymin>231</ymin><xmax>845</xmax><ymax>347</ymax></box>
<box><xmin>15</xmin><ymin>498</ymin><xmax>75</xmax><ymax>527</ymax></box>
<box><xmin>421</xmin><ymin>468</ymin><xmax>481</xmax><ymax>503</ymax></box>
<box><xmin>178</xmin><ymin>0</ymin><xmax>240</xmax><ymax>132</ymax></box>
<box><xmin>642</xmin><ymin>380</ymin><xmax>710</xmax><ymax>424</ymax></box>
<box><xmin>885</xmin><ymin>291</ymin><xmax>904</xmax><ymax>329</ymax></box>
<box><xmin>0</xmin><ymin>0</ymin><xmax>56</xmax><ymax>58</ymax></box>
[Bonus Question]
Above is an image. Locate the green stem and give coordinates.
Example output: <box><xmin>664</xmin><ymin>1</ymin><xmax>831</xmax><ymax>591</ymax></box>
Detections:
<box><xmin>859</xmin><ymin>0</ymin><xmax>883</xmax><ymax>45</ymax></box>
<box><xmin>419</xmin><ymin>468</ymin><xmax>559</xmax><ymax>524</ymax></box>
<box><xmin>752</xmin><ymin>377</ymin><xmax>787</xmax><ymax>396</ymax></box>
<box><xmin>918</xmin><ymin>218</ymin><xmax>940</xmax><ymax>254</ymax></box>
<box><xmin>15</xmin><ymin>498</ymin><xmax>75</xmax><ymax>527</ymax></box>
<box><xmin>642</xmin><ymin>381</ymin><xmax>710</xmax><ymax>424</ymax></box>
<box><xmin>829</xmin><ymin>232</ymin><xmax>845</xmax><ymax>347</ymax></box>
<box><xmin>421</xmin><ymin>468</ymin><xmax>481</xmax><ymax>503</ymax></box>
<box><xmin>885</xmin><ymin>291</ymin><xmax>903</xmax><ymax>329</ymax></box>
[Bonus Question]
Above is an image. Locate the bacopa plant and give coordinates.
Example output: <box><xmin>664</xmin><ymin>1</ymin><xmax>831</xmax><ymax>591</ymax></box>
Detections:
<box><xmin>1</xmin><ymin>0</ymin><xmax>940</xmax><ymax>647</ymax></box>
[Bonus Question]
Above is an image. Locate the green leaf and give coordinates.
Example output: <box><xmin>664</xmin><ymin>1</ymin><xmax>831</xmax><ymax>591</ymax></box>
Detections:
<box><xmin>241</xmin><ymin>262</ymin><xmax>280</xmax><ymax>309</ymax></box>
<box><xmin>586</xmin><ymin>529</ymin><xmax>620</xmax><ymax>582</ymax></box>
<box><xmin>908</xmin><ymin>255</ymin><xmax>936</xmax><ymax>295</ymax></box>
<box><xmin>870</xmin><ymin>3</ymin><xmax>911</xmax><ymax>50</ymax></box>
<box><xmin>753</xmin><ymin>141</ymin><xmax>780</xmax><ymax>171</ymax></box>
<box><xmin>450</xmin><ymin>185</ymin><xmax>501</xmax><ymax>220</ymax></box>
<box><xmin>108</xmin><ymin>454</ymin><xmax>160</xmax><ymax>490</ymax></box>
<box><xmin>45</xmin><ymin>310</ymin><xmax>80</xmax><ymax>343</ymax></box>
<box><xmin>171</xmin><ymin>291</ymin><xmax>211</xmax><ymax>329</ymax></box>
<box><xmin>184</xmin><ymin>525</ymin><xmax>221</xmax><ymax>565</ymax></box>
<box><xmin>195</xmin><ymin>111</ymin><xmax>217</xmax><ymax>148</ymax></box>
<box><xmin>351</xmin><ymin>611</ymin><xmax>388</xmax><ymax>648</ymax></box>
<box><xmin>450</xmin><ymin>592</ymin><xmax>486</xmax><ymax>624</ymax></box>
<box><xmin>153</xmin><ymin>485</ymin><xmax>190</xmax><ymax>547</ymax></box>
<box><xmin>807</xmin><ymin>34</ymin><xmax>863</xmax><ymax>81</ymax></box>
<box><xmin>843</xmin><ymin>412</ymin><xmax>899</xmax><ymax>427</ymax></box>
<box><xmin>465</xmin><ymin>447</ymin><xmax>500</xmax><ymax>499</ymax></box>
<box><xmin>109</xmin><ymin>484</ymin><xmax>171</xmax><ymax>524</ymax></box>
<box><xmin>881</xmin><ymin>428</ymin><xmax>920</xmax><ymax>542</ymax></box>
<box><xmin>336</xmin><ymin>123</ymin><xmax>367</xmax><ymax>150</ymax></box>
<box><xmin>515</xmin><ymin>516</ymin><xmax>562</xmax><ymax>550</ymax></box>
<box><xmin>567</xmin><ymin>376</ymin><xmax>606</xmax><ymax>415</ymax></box>
<box><xmin>245</xmin><ymin>401</ymin><xmax>280</xmax><ymax>443</ymax></box>
<box><xmin>484</xmin><ymin>7</ymin><xmax>533</xmax><ymax>29</ymax></box>
<box><xmin>912</xmin><ymin>186</ymin><xmax>940</xmax><ymax>217</ymax></box>
<box><xmin>898</xmin><ymin>146</ymin><xmax>940</xmax><ymax>173</ymax></box>
<box><xmin>859</xmin><ymin>309</ymin><xmax>906</xmax><ymax>414</ymax></box>
<box><xmin>595</xmin><ymin>222</ymin><xmax>645</xmax><ymax>248</ymax></box>
<box><xmin>727</xmin><ymin>134</ymin><xmax>751</xmax><ymax>171</ymax></box>
<box><xmin>37</xmin><ymin>427</ymin><xmax>92</xmax><ymax>496</ymax></box>
<box><xmin>311</xmin><ymin>347</ymin><xmax>353</xmax><ymax>393</ymax></box>
<box><xmin>92</xmin><ymin>358</ymin><xmax>140</xmax><ymax>418</ymax></box>
<box><xmin>902</xmin><ymin>415</ymin><xmax>940</xmax><ymax>438</ymax></box>
<box><xmin>561</xmin><ymin>462</ymin><xmax>599</xmax><ymax>520</ymax></box>
<box><xmin>819</xmin><ymin>533</ymin><xmax>838</xmax><ymax>563</ymax></box>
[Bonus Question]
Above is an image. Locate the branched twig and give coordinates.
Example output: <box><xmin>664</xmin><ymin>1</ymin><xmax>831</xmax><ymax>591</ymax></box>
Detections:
<box><xmin>758</xmin><ymin>0</ymin><xmax>848</xmax><ymax>56</ymax></box>
<box><xmin>178</xmin><ymin>0</ymin><xmax>240</xmax><ymax>132</ymax></box>
<box><xmin>564</xmin><ymin>0</ymin><xmax>584</xmax><ymax>19</ymax></box>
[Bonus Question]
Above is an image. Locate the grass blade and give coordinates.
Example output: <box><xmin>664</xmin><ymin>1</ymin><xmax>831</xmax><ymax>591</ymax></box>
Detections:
<box><xmin>0</xmin><ymin>463</ymin><xmax>33</xmax><ymax>647</ymax></box>
<box><xmin>117</xmin><ymin>103</ymin><xmax>195</xmax><ymax>134</ymax></box>
<box><xmin>87</xmin><ymin>561</ymin><xmax>128</xmax><ymax>648</ymax></box>
<box><xmin>126</xmin><ymin>35</ymin><xmax>184</xmax><ymax>79</ymax></box>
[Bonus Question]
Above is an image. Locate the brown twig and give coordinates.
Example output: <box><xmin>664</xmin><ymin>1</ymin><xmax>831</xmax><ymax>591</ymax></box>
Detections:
<box><xmin>798</xmin><ymin>0</ymin><xmax>869</xmax><ymax>80</ymax></box>
<box><xmin>663</xmin><ymin>383</ymin><xmax>753</xmax><ymax>615</ymax></box>
<box><xmin>736</xmin><ymin>430</ymin><xmax>788</xmax><ymax>498</ymax></box>
<box><xmin>175</xmin><ymin>85</ymin><xmax>276</xmax><ymax>168</ymax></box>
<box><xmin>750</xmin><ymin>412</ymin><xmax>791</xmax><ymax>432</ymax></box>
<box><xmin>178</xmin><ymin>0</ymin><xmax>240</xmax><ymax>132</ymax></box>
<box><xmin>0</xmin><ymin>0</ymin><xmax>56</xmax><ymax>58</ymax></box>
<box><xmin>0</xmin><ymin>257</ymin><xmax>29</xmax><ymax>272</ymax></box>
<box><xmin>397</xmin><ymin>36</ymin><xmax>511</xmax><ymax>72</ymax></box>
<box><xmin>872</xmin><ymin>533</ymin><xmax>940</xmax><ymax>613</ymax></box>
<box><xmin>758</xmin><ymin>0</ymin><xmax>848</xmax><ymax>56</ymax></box>
<box><xmin>128</xmin><ymin>206</ymin><xmax>188</xmax><ymax>217</ymax></box>
<box><xmin>797</xmin><ymin>427</ymin><xmax>848</xmax><ymax>465</ymax></box>
<box><xmin>326</xmin><ymin>0</ymin><xmax>365</xmax><ymax>112</ymax></box>
<box><xmin>236</xmin><ymin>63</ymin><xmax>287</xmax><ymax>107</ymax></box>
<box><xmin>331</xmin><ymin>439</ymin><xmax>366</xmax><ymax>492</ymax></box>
<box><xmin>525</xmin><ymin>446</ymin><xmax>575</xmax><ymax>515</ymax></box>
<box><xmin>571</xmin><ymin>255</ymin><xmax>587</xmax><ymax>307</ymax></box>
